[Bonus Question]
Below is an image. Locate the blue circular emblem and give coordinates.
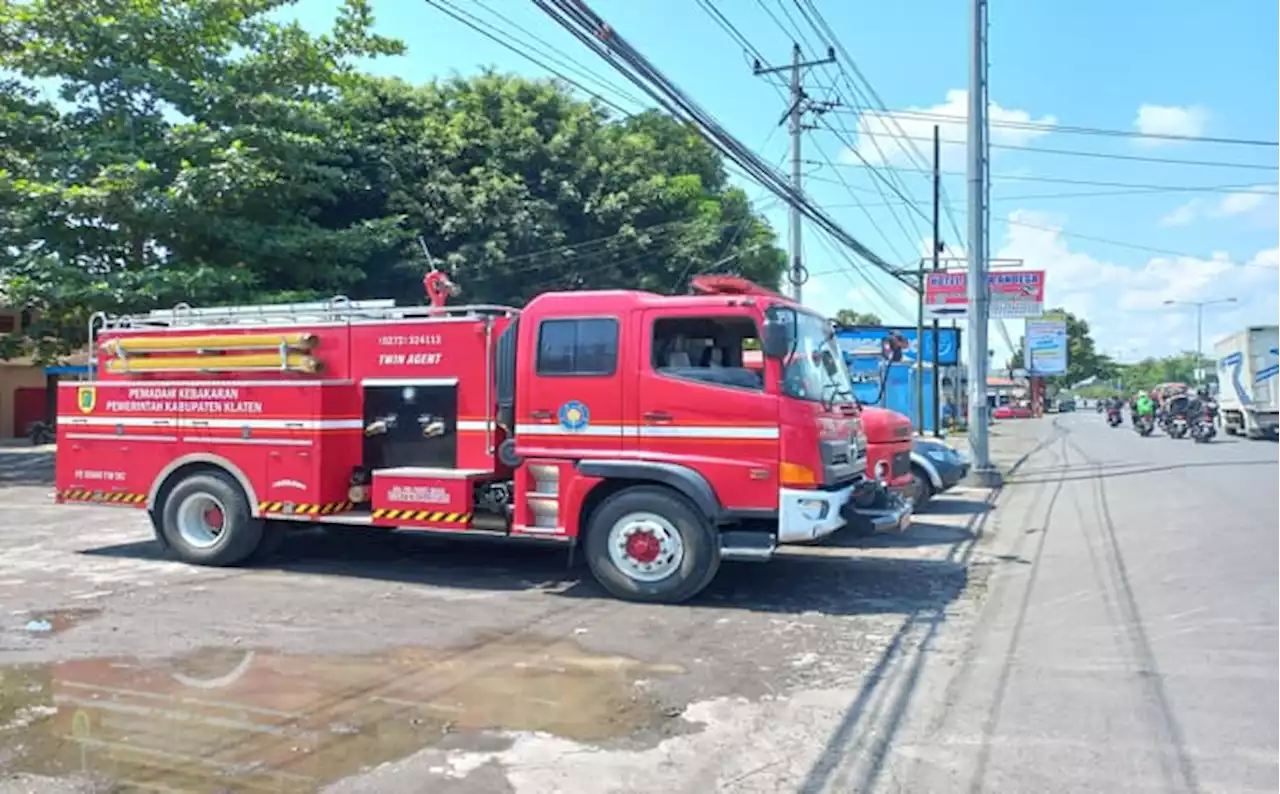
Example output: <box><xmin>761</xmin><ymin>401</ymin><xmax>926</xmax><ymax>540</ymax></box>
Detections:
<box><xmin>558</xmin><ymin>400</ymin><xmax>590</xmax><ymax>431</ymax></box>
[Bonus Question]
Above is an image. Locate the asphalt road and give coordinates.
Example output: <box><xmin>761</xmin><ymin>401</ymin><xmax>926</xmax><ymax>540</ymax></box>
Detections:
<box><xmin>877</xmin><ymin>413</ymin><xmax>1279</xmax><ymax>793</ymax></box>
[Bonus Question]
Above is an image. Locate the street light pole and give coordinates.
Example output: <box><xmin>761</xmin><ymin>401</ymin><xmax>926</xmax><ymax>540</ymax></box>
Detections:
<box><xmin>1163</xmin><ymin>297</ymin><xmax>1237</xmax><ymax>382</ymax></box>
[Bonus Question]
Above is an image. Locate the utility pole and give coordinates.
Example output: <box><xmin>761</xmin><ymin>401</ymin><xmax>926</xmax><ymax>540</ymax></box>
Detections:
<box><xmin>967</xmin><ymin>0</ymin><xmax>998</xmax><ymax>485</ymax></box>
<box><xmin>930</xmin><ymin>125</ymin><xmax>942</xmax><ymax>438</ymax></box>
<box><xmin>1163</xmin><ymin>297</ymin><xmax>1237</xmax><ymax>382</ymax></box>
<box><xmin>754</xmin><ymin>44</ymin><xmax>837</xmax><ymax>303</ymax></box>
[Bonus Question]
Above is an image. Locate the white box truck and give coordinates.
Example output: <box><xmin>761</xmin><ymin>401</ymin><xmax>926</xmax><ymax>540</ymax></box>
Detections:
<box><xmin>1214</xmin><ymin>326</ymin><xmax>1279</xmax><ymax>439</ymax></box>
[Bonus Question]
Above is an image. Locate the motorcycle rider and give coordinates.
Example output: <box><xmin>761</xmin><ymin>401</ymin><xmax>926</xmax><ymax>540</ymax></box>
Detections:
<box><xmin>1134</xmin><ymin>391</ymin><xmax>1155</xmax><ymax>428</ymax></box>
<box><xmin>1105</xmin><ymin>395</ymin><xmax>1125</xmax><ymax>424</ymax></box>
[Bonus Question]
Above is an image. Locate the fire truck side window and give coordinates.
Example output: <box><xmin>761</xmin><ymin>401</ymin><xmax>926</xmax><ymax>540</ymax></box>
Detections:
<box><xmin>651</xmin><ymin>316</ymin><xmax>763</xmax><ymax>391</ymax></box>
<box><xmin>536</xmin><ymin>318</ymin><xmax>619</xmax><ymax>376</ymax></box>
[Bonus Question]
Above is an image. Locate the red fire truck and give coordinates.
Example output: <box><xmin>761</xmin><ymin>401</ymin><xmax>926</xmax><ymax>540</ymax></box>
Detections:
<box><xmin>54</xmin><ymin>275</ymin><xmax>911</xmax><ymax>603</ymax></box>
<box><xmin>740</xmin><ymin>352</ymin><xmax>915</xmax><ymax>508</ymax></box>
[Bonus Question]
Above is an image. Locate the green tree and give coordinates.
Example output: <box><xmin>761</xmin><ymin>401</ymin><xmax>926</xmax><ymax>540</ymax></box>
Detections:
<box><xmin>0</xmin><ymin>4</ymin><xmax>784</xmax><ymax>360</ymax></box>
<box><xmin>1116</xmin><ymin>352</ymin><xmax>1207</xmax><ymax>393</ymax></box>
<box><xmin>318</xmin><ymin>81</ymin><xmax>784</xmax><ymax>306</ymax></box>
<box><xmin>1008</xmin><ymin>308</ymin><xmax>1118</xmax><ymax>390</ymax></box>
<box><xmin>833</xmin><ymin>309</ymin><xmax>883</xmax><ymax>326</ymax></box>
<box><xmin>0</xmin><ymin>0</ymin><xmax>405</xmax><ymax>360</ymax></box>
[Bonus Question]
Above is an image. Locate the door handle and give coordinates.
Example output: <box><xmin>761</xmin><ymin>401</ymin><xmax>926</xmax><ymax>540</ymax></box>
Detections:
<box><xmin>643</xmin><ymin>411</ymin><xmax>673</xmax><ymax>423</ymax></box>
<box><xmin>530</xmin><ymin>410</ymin><xmax>554</xmax><ymax>421</ymax></box>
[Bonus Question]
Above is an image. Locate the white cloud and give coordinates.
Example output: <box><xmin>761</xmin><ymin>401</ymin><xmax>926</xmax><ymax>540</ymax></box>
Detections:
<box><xmin>1216</xmin><ymin>190</ymin><xmax>1268</xmax><ymax>217</ymax></box>
<box><xmin>1250</xmin><ymin>247</ymin><xmax>1280</xmax><ymax>269</ymax></box>
<box><xmin>1159</xmin><ymin>188</ymin><xmax>1276</xmax><ymax>227</ymax></box>
<box><xmin>1132</xmin><ymin>104</ymin><xmax>1209</xmax><ymax>144</ymax></box>
<box><xmin>842</xmin><ymin>89</ymin><xmax>1057</xmax><ymax>171</ymax></box>
<box><xmin>1159</xmin><ymin>202</ymin><xmax>1200</xmax><ymax>228</ymax></box>
<box><xmin>995</xmin><ymin>209</ymin><xmax>1278</xmax><ymax>359</ymax></box>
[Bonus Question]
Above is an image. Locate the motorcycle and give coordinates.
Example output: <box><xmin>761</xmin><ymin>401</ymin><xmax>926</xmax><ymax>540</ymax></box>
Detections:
<box><xmin>1191</xmin><ymin>406</ymin><xmax>1217</xmax><ymax>444</ymax></box>
<box><xmin>1134</xmin><ymin>414</ymin><xmax>1155</xmax><ymax>436</ymax></box>
<box><xmin>26</xmin><ymin>420</ymin><xmax>54</xmax><ymax>446</ymax></box>
<box><xmin>1167</xmin><ymin>412</ymin><xmax>1189</xmax><ymax>439</ymax></box>
<box><xmin>1106</xmin><ymin>408</ymin><xmax>1123</xmax><ymax>427</ymax></box>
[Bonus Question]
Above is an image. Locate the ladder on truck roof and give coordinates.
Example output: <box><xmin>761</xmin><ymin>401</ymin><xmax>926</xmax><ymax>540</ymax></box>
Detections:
<box><xmin>98</xmin><ymin>295</ymin><xmax>520</xmax><ymax>331</ymax></box>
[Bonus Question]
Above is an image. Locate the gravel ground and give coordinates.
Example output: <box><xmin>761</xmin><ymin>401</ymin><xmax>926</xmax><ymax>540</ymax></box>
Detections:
<box><xmin>0</xmin><ymin>430</ymin><xmax>1037</xmax><ymax>794</ymax></box>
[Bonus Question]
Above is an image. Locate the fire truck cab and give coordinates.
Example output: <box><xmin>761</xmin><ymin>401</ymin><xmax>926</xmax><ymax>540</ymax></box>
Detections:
<box><xmin>55</xmin><ymin>276</ymin><xmax>910</xmax><ymax>604</ymax></box>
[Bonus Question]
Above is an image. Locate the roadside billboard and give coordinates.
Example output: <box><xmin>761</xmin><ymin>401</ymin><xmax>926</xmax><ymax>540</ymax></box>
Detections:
<box><xmin>1024</xmin><ymin>314</ymin><xmax>1068</xmax><ymax>376</ymax></box>
<box><xmin>924</xmin><ymin>270</ymin><xmax>1046</xmax><ymax>319</ymax></box>
<box><xmin>835</xmin><ymin>326</ymin><xmax>962</xmax><ymax>366</ymax></box>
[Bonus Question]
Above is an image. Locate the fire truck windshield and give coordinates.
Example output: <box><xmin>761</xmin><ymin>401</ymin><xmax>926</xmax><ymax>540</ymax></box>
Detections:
<box><xmin>774</xmin><ymin>308</ymin><xmax>855</xmax><ymax>406</ymax></box>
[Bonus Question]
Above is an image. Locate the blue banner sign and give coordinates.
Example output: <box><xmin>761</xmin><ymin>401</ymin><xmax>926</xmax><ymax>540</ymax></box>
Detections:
<box><xmin>1024</xmin><ymin>317</ymin><xmax>1068</xmax><ymax>376</ymax></box>
<box><xmin>835</xmin><ymin>326</ymin><xmax>962</xmax><ymax>366</ymax></box>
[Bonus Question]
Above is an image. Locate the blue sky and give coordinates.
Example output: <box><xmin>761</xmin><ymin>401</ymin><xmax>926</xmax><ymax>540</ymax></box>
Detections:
<box><xmin>290</xmin><ymin>0</ymin><xmax>1279</xmax><ymax>364</ymax></box>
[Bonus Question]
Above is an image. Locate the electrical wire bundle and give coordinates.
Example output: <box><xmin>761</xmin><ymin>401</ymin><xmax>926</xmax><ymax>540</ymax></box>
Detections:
<box><xmin>530</xmin><ymin>0</ymin><xmax>913</xmax><ymax>289</ymax></box>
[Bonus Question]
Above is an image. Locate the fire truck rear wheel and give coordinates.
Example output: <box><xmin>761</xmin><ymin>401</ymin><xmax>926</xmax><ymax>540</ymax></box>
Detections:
<box><xmin>584</xmin><ymin>486</ymin><xmax>720</xmax><ymax>604</ymax></box>
<box><xmin>160</xmin><ymin>472</ymin><xmax>264</xmax><ymax>566</ymax></box>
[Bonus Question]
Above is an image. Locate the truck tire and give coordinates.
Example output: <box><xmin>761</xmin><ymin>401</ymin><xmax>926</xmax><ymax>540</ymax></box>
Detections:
<box><xmin>159</xmin><ymin>472</ymin><xmax>263</xmax><ymax>566</ymax></box>
<box><xmin>583</xmin><ymin>485</ymin><xmax>720</xmax><ymax>604</ymax></box>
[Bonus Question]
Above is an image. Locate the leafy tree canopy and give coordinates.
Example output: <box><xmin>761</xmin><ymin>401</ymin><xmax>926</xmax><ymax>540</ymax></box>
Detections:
<box><xmin>832</xmin><ymin>309</ymin><xmax>883</xmax><ymax>326</ymax></box>
<box><xmin>0</xmin><ymin>0</ymin><xmax>784</xmax><ymax>361</ymax></box>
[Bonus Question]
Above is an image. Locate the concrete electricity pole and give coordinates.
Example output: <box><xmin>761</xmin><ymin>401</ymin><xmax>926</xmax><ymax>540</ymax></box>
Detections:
<box><xmin>754</xmin><ymin>44</ymin><xmax>837</xmax><ymax>303</ymax></box>
<box><xmin>1163</xmin><ymin>297</ymin><xmax>1238</xmax><ymax>382</ymax></box>
<box><xmin>930</xmin><ymin>124</ymin><xmax>942</xmax><ymax>437</ymax></box>
<box><xmin>967</xmin><ymin>0</ymin><xmax>998</xmax><ymax>485</ymax></box>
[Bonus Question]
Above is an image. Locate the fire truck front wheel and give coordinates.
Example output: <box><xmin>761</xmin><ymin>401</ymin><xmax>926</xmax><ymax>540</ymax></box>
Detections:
<box><xmin>584</xmin><ymin>486</ymin><xmax>720</xmax><ymax>604</ymax></box>
<box><xmin>159</xmin><ymin>472</ymin><xmax>264</xmax><ymax>566</ymax></box>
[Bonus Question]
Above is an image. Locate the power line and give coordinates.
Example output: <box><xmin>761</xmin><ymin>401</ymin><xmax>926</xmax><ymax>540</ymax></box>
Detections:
<box><xmin>820</xmin><ymin>163</ymin><xmax>1280</xmax><ymax>194</ymax></box>
<box><xmin>992</xmin><ymin>216</ymin><xmax>1280</xmax><ymax>270</ymax></box>
<box><xmin>531</xmin><ymin>0</ymin><xmax>912</xmax><ymax>289</ymax></box>
<box><xmin>809</xmin><ymin>137</ymin><xmax>913</xmax><ymax>266</ymax></box>
<box><xmin>470</xmin><ymin>0</ymin><xmax>649</xmax><ymax>107</ymax></box>
<box><xmin>420</xmin><ymin>0</ymin><xmax>638</xmax><ymax>115</ymax></box>
<box><xmin>851</xmin><ymin>128</ymin><xmax>1279</xmax><ymax>170</ymax></box>
<box><xmin>790</xmin><ymin>0</ymin><xmax>966</xmax><ymax>247</ymax></box>
<box><xmin>693</xmin><ymin>0</ymin><xmax>772</xmax><ymax>67</ymax></box>
<box><xmin>822</xmin><ymin>182</ymin><xmax>1280</xmax><ymax>206</ymax></box>
<box><xmin>841</xmin><ymin>108</ymin><xmax>1280</xmax><ymax>148</ymax></box>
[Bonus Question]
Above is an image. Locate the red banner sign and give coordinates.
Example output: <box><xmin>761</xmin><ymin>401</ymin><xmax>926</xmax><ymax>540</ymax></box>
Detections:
<box><xmin>923</xmin><ymin>270</ymin><xmax>1046</xmax><ymax>319</ymax></box>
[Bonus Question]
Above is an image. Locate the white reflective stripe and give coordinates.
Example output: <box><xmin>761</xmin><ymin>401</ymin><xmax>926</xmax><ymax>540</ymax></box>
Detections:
<box><xmin>361</xmin><ymin>378</ymin><xmax>458</xmax><ymax>387</ymax></box>
<box><xmin>513</xmin><ymin>423</ymin><xmax>779</xmax><ymax>439</ymax></box>
<box><xmin>515</xmin><ymin>423</ymin><xmax>624</xmax><ymax>437</ymax></box>
<box><xmin>57</xmin><ymin>416</ymin><xmax>362</xmax><ymax>431</ymax></box>
<box><xmin>64</xmin><ymin>432</ymin><xmax>177</xmax><ymax>443</ymax></box>
<box><xmin>636</xmin><ymin>425</ymin><xmax>779</xmax><ymax>440</ymax></box>
<box><xmin>456</xmin><ymin>420</ymin><xmax>493</xmax><ymax>432</ymax></box>
<box><xmin>184</xmin><ymin>436</ymin><xmax>314</xmax><ymax>447</ymax></box>
<box><xmin>60</xmin><ymin>416</ymin><xmax>175</xmax><ymax>427</ymax></box>
<box><xmin>181</xmin><ymin>418</ymin><xmax>363</xmax><ymax>430</ymax></box>
<box><xmin>58</xmin><ymin>379</ymin><xmax>349</xmax><ymax>388</ymax></box>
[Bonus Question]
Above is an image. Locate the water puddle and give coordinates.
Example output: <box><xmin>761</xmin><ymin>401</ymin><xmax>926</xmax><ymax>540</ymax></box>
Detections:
<box><xmin>0</xmin><ymin>634</ymin><xmax>683</xmax><ymax>792</ymax></box>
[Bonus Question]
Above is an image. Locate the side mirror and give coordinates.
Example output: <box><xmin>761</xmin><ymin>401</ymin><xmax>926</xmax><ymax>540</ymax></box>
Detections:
<box><xmin>881</xmin><ymin>332</ymin><xmax>906</xmax><ymax>363</ymax></box>
<box><xmin>762</xmin><ymin>313</ymin><xmax>792</xmax><ymax>359</ymax></box>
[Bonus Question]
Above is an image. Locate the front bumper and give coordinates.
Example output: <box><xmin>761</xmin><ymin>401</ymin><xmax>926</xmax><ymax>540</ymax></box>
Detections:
<box><xmin>842</xmin><ymin>485</ymin><xmax>913</xmax><ymax>534</ymax></box>
<box><xmin>777</xmin><ymin>483</ymin><xmax>856</xmax><ymax>543</ymax></box>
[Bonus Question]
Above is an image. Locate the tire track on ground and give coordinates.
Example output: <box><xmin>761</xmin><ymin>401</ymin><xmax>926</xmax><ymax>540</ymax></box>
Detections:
<box><xmin>796</xmin><ymin>424</ymin><xmax>1054</xmax><ymax>794</ymax></box>
<box><xmin>1065</xmin><ymin>433</ymin><xmax>1202</xmax><ymax>794</ymax></box>
<box><xmin>965</xmin><ymin>425</ymin><xmax>1075</xmax><ymax>794</ymax></box>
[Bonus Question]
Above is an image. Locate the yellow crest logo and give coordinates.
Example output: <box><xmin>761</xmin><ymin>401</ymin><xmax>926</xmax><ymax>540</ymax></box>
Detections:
<box><xmin>76</xmin><ymin>386</ymin><xmax>97</xmax><ymax>414</ymax></box>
